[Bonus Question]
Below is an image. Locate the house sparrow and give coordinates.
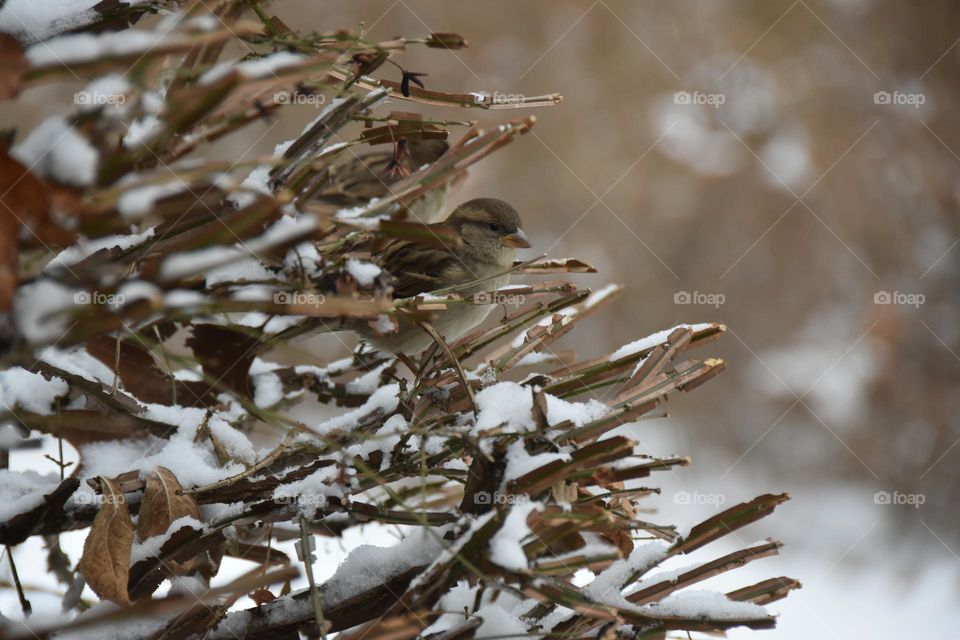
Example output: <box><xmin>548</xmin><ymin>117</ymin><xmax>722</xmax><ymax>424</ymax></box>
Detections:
<box><xmin>363</xmin><ymin>197</ymin><xmax>531</xmax><ymax>355</ymax></box>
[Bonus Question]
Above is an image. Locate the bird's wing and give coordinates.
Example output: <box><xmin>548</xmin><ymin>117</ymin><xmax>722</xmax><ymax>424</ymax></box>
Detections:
<box><xmin>378</xmin><ymin>240</ymin><xmax>469</xmax><ymax>298</ymax></box>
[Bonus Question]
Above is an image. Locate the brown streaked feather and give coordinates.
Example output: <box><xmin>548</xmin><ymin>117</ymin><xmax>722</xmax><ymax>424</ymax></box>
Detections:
<box><xmin>378</xmin><ymin>240</ymin><xmax>464</xmax><ymax>298</ymax></box>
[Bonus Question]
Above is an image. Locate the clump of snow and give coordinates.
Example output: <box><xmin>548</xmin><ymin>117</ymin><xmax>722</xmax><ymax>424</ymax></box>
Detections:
<box><xmin>229</xmin><ymin>284</ymin><xmax>274</xmax><ymax>302</ymax></box>
<box><xmin>335</xmin><ymin>198</ymin><xmax>386</xmax><ymax>228</ymax></box>
<box><xmin>609</xmin><ymin>323</ymin><xmax>716</xmax><ymax>361</ymax></box>
<box><xmin>79</xmin><ymin>404</ymin><xmax>247</xmax><ymax>490</ymax></box>
<box><xmin>546</xmin><ymin>393</ymin><xmax>608</xmax><ymax>426</ymax></box>
<box><xmin>206</xmin><ymin>256</ymin><xmax>275</xmax><ymax>286</ymax></box>
<box><xmin>584</xmin><ymin>541</ymin><xmax>669</xmax><ymax>605</ymax></box>
<box><xmin>369</xmin><ymin>314</ymin><xmax>396</xmax><ymax>335</ymax></box>
<box><xmin>343</xmin><ymin>413</ymin><xmax>406</xmax><ymax>468</ymax></box>
<box><xmin>116</xmin><ymin>280</ymin><xmax>162</xmax><ymax>306</ymax></box>
<box><xmin>159</xmin><ymin>215</ymin><xmax>315</xmax><ymax>281</ymax></box>
<box><xmin>26</xmin><ymin>28</ymin><xmax>166</xmax><ymax>66</ymax></box>
<box><xmin>75</xmin><ymin>74</ymin><xmax>132</xmax><ymax>116</ymax></box>
<box><xmin>307</xmin><ymin>383</ymin><xmax>399</xmax><ymax>435</ymax></box>
<box><xmin>200</xmin><ymin>51</ymin><xmax>304</xmax><ymax>84</ymax></box>
<box><xmin>39</xmin><ymin>346</ymin><xmax>115</xmax><ymax>386</ymax></box>
<box><xmin>0</xmin><ymin>0</ymin><xmax>150</xmax><ymax>44</ymax></box>
<box><xmin>489</xmin><ymin>501</ymin><xmax>542</xmax><ymax>570</ymax></box>
<box><xmin>638</xmin><ymin>589</ymin><xmax>768</xmax><ymax>621</ymax></box>
<box><xmin>0</xmin><ymin>469</ymin><xmax>61</xmax><ymax>522</ymax></box>
<box><xmin>283</xmin><ymin>241</ymin><xmax>323</xmax><ymax>278</ymax></box>
<box><xmin>207</xmin><ymin>418</ymin><xmax>256</xmax><ymax>464</ymax></box>
<box><xmin>473</xmin><ymin>602</ymin><xmax>529</xmax><ymax>638</ymax></box>
<box><xmin>46</xmin><ymin>227</ymin><xmax>155</xmax><ymax>270</ymax></box>
<box><xmin>131</xmin><ymin>515</ymin><xmax>204</xmax><ymax>564</ymax></box>
<box><xmin>164</xmin><ymin>289</ymin><xmax>207</xmax><ymax>307</ymax></box>
<box><xmin>272</xmin><ymin>465</ymin><xmax>345</xmax><ymax>517</ymax></box>
<box><xmin>11</xmin><ymin>117</ymin><xmax>98</xmax><ymax>186</ymax></box>
<box><xmin>424</xmin><ymin>582</ymin><xmax>531</xmax><ymax>638</ymax></box>
<box><xmin>252</xmin><ymin>370</ymin><xmax>284</xmax><ymax>408</ymax></box>
<box><xmin>422</xmin><ymin>582</ymin><xmax>480</xmax><ymax>636</ymax></box>
<box><xmin>13</xmin><ymin>279</ymin><xmax>83</xmax><ymax>343</ymax></box>
<box><xmin>124</xmin><ymin>114</ymin><xmax>163</xmax><ymax>148</ymax></box>
<box><xmin>344</xmin><ymin>362</ymin><xmax>390</xmax><ymax>395</ymax></box>
<box><xmin>159</xmin><ymin>246</ymin><xmax>246</xmax><ymax>281</ymax></box>
<box><xmin>472</xmin><ymin>381</ymin><xmax>608</xmax><ymax>434</ymax></box>
<box><xmin>473</xmin><ymin>382</ymin><xmax>535</xmax><ymax>432</ymax></box>
<box><xmin>0</xmin><ymin>367</ymin><xmax>68</xmax><ymax>414</ymax></box>
<box><xmin>584</xmin><ymin>283</ymin><xmax>620</xmax><ymax>309</ymax></box>
<box><xmin>345</xmin><ymin>259</ymin><xmax>381</xmax><ymax>286</ymax></box>
<box><xmin>239</xmin><ymin>313</ymin><xmax>304</xmax><ymax>334</ymax></box>
<box><xmin>323</xmin><ymin>528</ymin><xmax>444</xmax><ymax>604</ymax></box>
<box><xmin>117</xmin><ymin>181</ymin><xmax>187</xmax><ymax>217</ymax></box>
<box><xmin>514</xmin><ymin>351</ymin><xmax>559</xmax><ymax>367</ymax></box>
<box><xmin>503</xmin><ymin>439</ymin><xmax>571</xmax><ymax>482</ymax></box>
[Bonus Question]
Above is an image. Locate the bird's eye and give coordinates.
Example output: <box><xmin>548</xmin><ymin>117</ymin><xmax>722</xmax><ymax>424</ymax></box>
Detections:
<box><xmin>488</xmin><ymin>223</ymin><xmax>501</xmax><ymax>232</ymax></box>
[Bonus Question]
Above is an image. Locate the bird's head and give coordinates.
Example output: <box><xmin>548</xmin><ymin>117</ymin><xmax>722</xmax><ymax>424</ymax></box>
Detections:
<box><xmin>446</xmin><ymin>198</ymin><xmax>531</xmax><ymax>264</ymax></box>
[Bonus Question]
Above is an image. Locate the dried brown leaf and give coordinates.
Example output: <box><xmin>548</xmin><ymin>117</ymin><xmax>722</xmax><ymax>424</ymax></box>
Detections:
<box><xmin>137</xmin><ymin>467</ymin><xmax>201</xmax><ymax>575</ymax></box>
<box><xmin>78</xmin><ymin>477</ymin><xmax>134</xmax><ymax>606</ymax></box>
<box><xmin>138</xmin><ymin>466</ymin><xmax>201</xmax><ymax>541</ymax></box>
<box><xmin>0</xmin><ymin>34</ymin><xmax>26</xmax><ymax>99</ymax></box>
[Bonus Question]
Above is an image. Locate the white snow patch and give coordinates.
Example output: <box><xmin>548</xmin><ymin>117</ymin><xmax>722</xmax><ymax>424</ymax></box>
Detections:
<box><xmin>489</xmin><ymin>501</ymin><xmax>542</xmax><ymax>570</ymax></box>
<box><xmin>11</xmin><ymin>117</ymin><xmax>98</xmax><ymax>186</ymax></box>
<box><xmin>12</xmin><ymin>279</ymin><xmax>80</xmax><ymax>343</ymax></box>
<box><xmin>638</xmin><ymin>589</ymin><xmax>768</xmax><ymax>620</ymax></box>
<box><xmin>46</xmin><ymin>227</ymin><xmax>154</xmax><ymax>270</ymax></box>
<box><xmin>307</xmin><ymin>383</ymin><xmax>399</xmax><ymax>435</ymax></box>
<box><xmin>39</xmin><ymin>346</ymin><xmax>115</xmax><ymax>386</ymax></box>
<box><xmin>323</xmin><ymin>528</ymin><xmax>444</xmax><ymax>604</ymax></box>
<box><xmin>117</xmin><ymin>181</ymin><xmax>188</xmax><ymax>217</ymax></box>
<box><xmin>345</xmin><ymin>259</ymin><xmax>381</xmax><ymax>286</ymax></box>
<box><xmin>26</xmin><ymin>28</ymin><xmax>166</xmax><ymax>66</ymax></box>
<box><xmin>0</xmin><ymin>0</ymin><xmax>149</xmax><ymax>44</ymax></box>
<box><xmin>0</xmin><ymin>469</ymin><xmax>61</xmax><ymax>522</ymax></box>
<box><xmin>200</xmin><ymin>51</ymin><xmax>303</xmax><ymax>84</ymax></box>
<box><xmin>609</xmin><ymin>323</ymin><xmax>715</xmax><ymax>361</ymax></box>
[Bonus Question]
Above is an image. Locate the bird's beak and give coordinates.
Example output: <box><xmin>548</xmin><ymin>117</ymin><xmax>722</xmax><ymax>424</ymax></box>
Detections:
<box><xmin>502</xmin><ymin>229</ymin><xmax>531</xmax><ymax>249</ymax></box>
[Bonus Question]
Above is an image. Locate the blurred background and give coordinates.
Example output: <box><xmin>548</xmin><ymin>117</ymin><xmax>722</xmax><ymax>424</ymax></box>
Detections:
<box><xmin>4</xmin><ymin>1</ymin><xmax>959</xmax><ymax>637</ymax></box>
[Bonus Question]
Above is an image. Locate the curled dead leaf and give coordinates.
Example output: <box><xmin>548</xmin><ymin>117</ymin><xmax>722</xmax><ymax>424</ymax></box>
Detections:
<box><xmin>138</xmin><ymin>466</ymin><xmax>202</xmax><ymax>574</ymax></box>
<box><xmin>78</xmin><ymin>476</ymin><xmax>134</xmax><ymax>606</ymax></box>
